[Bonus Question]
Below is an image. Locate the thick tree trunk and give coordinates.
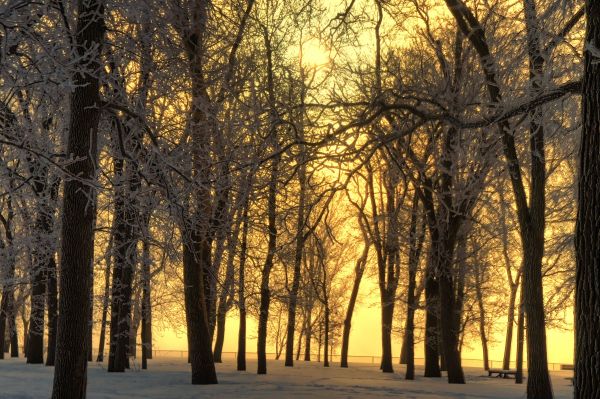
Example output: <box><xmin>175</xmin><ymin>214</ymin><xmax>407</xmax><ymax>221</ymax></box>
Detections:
<box><xmin>424</xmin><ymin>273</ymin><xmax>441</xmax><ymax>377</ymax></box>
<box><xmin>182</xmin><ymin>231</ymin><xmax>218</xmax><ymax>384</ymax></box>
<box><xmin>51</xmin><ymin>1</ymin><xmax>104</xmax><ymax>396</ymax></box>
<box><xmin>0</xmin><ymin>222</ymin><xmax>15</xmax><ymax>361</ymax></box>
<box><xmin>575</xmin><ymin>3</ymin><xmax>600</xmax><ymax>397</ymax></box>
<box><xmin>0</xmin><ymin>287</ymin><xmax>10</xmax><ymax>360</ymax></box>
<box><xmin>380</xmin><ymin>297</ymin><xmax>394</xmax><ymax>373</ymax></box>
<box><xmin>438</xmin><ymin>268</ymin><xmax>465</xmax><ymax>383</ymax></box>
<box><xmin>9</xmin><ymin>312</ymin><xmax>18</xmax><ymax>358</ymax></box>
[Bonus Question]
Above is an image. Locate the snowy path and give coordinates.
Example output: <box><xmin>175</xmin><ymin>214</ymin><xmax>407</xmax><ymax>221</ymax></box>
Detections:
<box><xmin>0</xmin><ymin>358</ymin><xmax>573</xmax><ymax>398</ymax></box>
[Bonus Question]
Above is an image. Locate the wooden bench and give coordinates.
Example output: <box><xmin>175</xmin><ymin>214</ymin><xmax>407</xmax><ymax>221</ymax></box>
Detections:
<box><xmin>488</xmin><ymin>369</ymin><xmax>517</xmax><ymax>379</ymax></box>
<box><xmin>560</xmin><ymin>364</ymin><xmax>574</xmax><ymax>371</ymax></box>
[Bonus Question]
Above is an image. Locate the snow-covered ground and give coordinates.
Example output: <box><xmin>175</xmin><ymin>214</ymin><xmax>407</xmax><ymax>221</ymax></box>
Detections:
<box><xmin>0</xmin><ymin>357</ymin><xmax>573</xmax><ymax>398</ymax></box>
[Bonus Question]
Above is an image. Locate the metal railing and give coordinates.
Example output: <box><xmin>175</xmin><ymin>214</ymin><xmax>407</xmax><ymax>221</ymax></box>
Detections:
<box><xmin>146</xmin><ymin>349</ymin><xmax>570</xmax><ymax>371</ymax></box>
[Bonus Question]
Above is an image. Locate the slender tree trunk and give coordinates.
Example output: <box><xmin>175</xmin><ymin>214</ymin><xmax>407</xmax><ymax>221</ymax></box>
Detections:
<box><xmin>51</xmin><ymin>1</ymin><xmax>104</xmax><ymax>396</ymax></box>
<box><xmin>323</xmin><ymin>306</ymin><xmax>330</xmax><ymax>367</ymax></box>
<box><xmin>304</xmin><ymin>309</ymin><xmax>312</xmax><ymax>361</ymax></box>
<box><xmin>475</xmin><ymin>264</ymin><xmax>489</xmax><ymax>371</ymax></box>
<box><xmin>141</xmin><ymin>237</ymin><xmax>152</xmax><ymax>369</ymax></box>
<box><xmin>284</xmin><ymin>142</ymin><xmax>306</xmax><ymax>367</ymax></box>
<box><xmin>237</xmin><ymin>191</ymin><xmax>250</xmax><ymax>372</ymax></box>
<box><xmin>257</xmin><ymin>27</ymin><xmax>279</xmax><ymax>376</ymax></box>
<box><xmin>340</xmin><ymin>241</ymin><xmax>368</xmax><ymax>368</ymax></box>
<box><xmin>45</xmin><ymin>256</ymin><xmax>58</xmax><ymax>366</ymax></box>
<box><xmin>295</xmin><ymin>317</ymin><xmax>304</xmax><ymax>361</ymax></box>
<box><xmin>96</xmin><ymin>243</ymin><xmax>112</xmax><ymax>362</ymax></box>
<box><xmin>575</xmin><ymin>3</ymin><xmax>600</xmax><ymax>397</ymax></box>
<box><xmin>503</xmin><ymin>284</ymin><xmax>518</xmax><ymax>370</ymax></box>
<box><xmin>516</xmin><ymin>292</ymin><xmax>525</xmax><ymax>384</ymax></box>
<box><xmin>214</xmin><ymin>222</ymin><xmax>238</xmax><ymax>363</ymax></box>
<box><xmin>27</xmin><ymin>214</ymin><xmax>51</xmax><ymax>364</ymax></box>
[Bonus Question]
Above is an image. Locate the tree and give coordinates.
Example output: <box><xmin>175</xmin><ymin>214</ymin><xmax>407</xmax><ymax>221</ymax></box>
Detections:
<box><xmin>51</xmin><ymin>0</ymin><xmax>105</xmax><ymax>396</ymax></box>
<box><xmin>575</xmin><ymin>2</ymin><xmax>600</xmax><ymax>398</ymax></box>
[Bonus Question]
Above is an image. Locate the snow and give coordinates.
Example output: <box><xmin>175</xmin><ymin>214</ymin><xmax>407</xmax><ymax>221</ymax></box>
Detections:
<box><xmin>0</xmin><ymin>357</ymin><xmax>574</xmax><ymax>398</ymax></box>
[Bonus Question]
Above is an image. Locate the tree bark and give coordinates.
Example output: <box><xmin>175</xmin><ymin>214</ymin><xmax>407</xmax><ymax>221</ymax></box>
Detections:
<box><xmin>51</xmin><ymin>1</ymin><xmax>104</xmax><ymax>396</ymax></box>
<box><xmin>575</xmin><ymin>2</ymin><xmax>600</xmax><ymax>398</ymax></box>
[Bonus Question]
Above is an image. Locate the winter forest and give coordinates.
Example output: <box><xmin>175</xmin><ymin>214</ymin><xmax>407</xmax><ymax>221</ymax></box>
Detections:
<box><xmin>0</xmin><ymin>0</ymin><xmax>599</xmax><ymax>398</ymax></box>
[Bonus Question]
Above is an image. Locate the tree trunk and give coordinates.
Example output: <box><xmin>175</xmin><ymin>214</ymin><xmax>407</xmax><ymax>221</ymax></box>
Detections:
<box><xmin>575</xmin><ymin>3</ymin><xmax>600</xmax><ymax>398</ymax></box>
<box><xmin>515</xmin><ymin>293</ymin><xmax>525</xmax><ymax>384</ymax></box>
<box><xmin>9</xmin><ymin>311</ymin><xmax>18</xmax><ymax>358</ymax></box>
<box><xmin>323</xmin><ymin>307</ymin><xmax>330</xmax><ymax>367</ymax></box>
<box><xmin>424</xmin><ymin>272</ymin><xmax>441</xmax><ymax>377</ymax></box>
<box><xmin>380</xmin><ymin>297</ymin><xmax>394</xmax><ymax>373</ymax></box>
<box><xmin>475</xmin><ymin>264</ymin><xmax>489</xmax><ymax>371</ymax></box>
<box><xmin>340</xmin><ymin>241</ymin><xmax>368</xmax><ymax>368</ymax></box>
<box><xmin>141</xmin><ymin>238</ymin><xmax>152</xmax><ymax>369</ymax></box>
<box><xmin>295</xmin><ymin>317</ymin><xmax>304</xmax><ymax>361</ymax></box>
<box><xmin>284</xmin><ymin>142</ymin><xmax>306</xmax><ymax>367</ymax></box>
<box><xmin>502</xmin><ymin>284</ymin><xmax>518</xmax><ymax>370</ymax></box>
<box><xmin>214</xmin><ymin>221</ymin><xmax>238</xmax><ymax>363</ymax></box>
<box><xmin>51</xmin><ymin>1</ymin><xmax>104</xmax><ymax>396</ymax></box>
<box><xmin>257</xmin><ymin>27</ymin><xmax>279</xmax><ymax>376</ymax></box>
<box><xmin>27</xmin><ymin>216</ymin><xmax>50</xmax><ymax>364</ymax></box>
<box><xmin>438</xmin><ymin>268</ymin><xmax>465</xmax><ymax>383</ymax></box>
<box><xmin>182</xmin><ymin>231</ymin><xmax>218</xmax><ymax>384</ymax></box>
<box><xmin>0</xmin><ymin>217</ymin><xmax>15</xmax><ymax>361</ymax></box>
<box><xmin>45</xmin><ymin>256</ymin><xmax>58</xmax><ymax>366</ymax></box>
<box><xmin>443</xmin><ymin>0</ymin><xmax>552</xmax><ymax>394</ymax></box>
<box><xmin>236</xmin><ymin>191</ymin><xmax>250</xmax><ymax>372</ymax></box>
<box><xmin>96</xmin><ymin>245</ymin><xmax>112</xmax><ymax>363</ymax></box>
<box><xmin>304</xmin><ymin>310</ymin><xmax>312</xmax><ymax>361</ymax></box>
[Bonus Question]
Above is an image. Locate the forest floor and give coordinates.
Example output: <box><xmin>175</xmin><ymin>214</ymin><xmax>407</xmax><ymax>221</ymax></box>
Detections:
<box><xmin>0</xmin><ymin>356</ymin><xmax>574</xmax><ymax>398</ymax></box>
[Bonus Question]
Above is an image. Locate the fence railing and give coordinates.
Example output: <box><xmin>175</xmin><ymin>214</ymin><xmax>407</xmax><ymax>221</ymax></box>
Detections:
<box><xmin>146</xmin><ymin>349</ymin><xmax>570</xmax><ymax>371</ymax></box>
